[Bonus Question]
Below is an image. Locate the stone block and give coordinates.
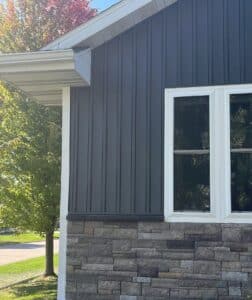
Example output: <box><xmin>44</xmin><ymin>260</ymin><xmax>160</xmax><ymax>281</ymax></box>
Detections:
<box><xmin>120</xmin><ymin>296</ymin><xmax>137</xmax><ymax>300</ymax></box>
<box><xmin>66</xmin><ymin>281</ymin><xmax>77</xmax><ymax>293</ymax></box>
<box><xmin>113</xmin><ymin>240</ymin><xmax>132</xmax><ymax>252</ymax></box>
<box><xmin>137</xmin><ymin>266</ymin><xmax>159</xmax><ymax>278</ymax></box>
<box><xmin>222</xmin><ymin>262</ymin><xmax>241</xmax><ymax>272</ymax></box>
<box><xmin>84</xmin><ymin>221</ymin><xmax>103</xmax><ymax>229</ymax></box>
<box><xmin>138</xmin><ymin>231</ymin><xmax>184</xmax><ymax>240</ymax></box>
<box><xmin>222</xmin><ymin>272</ymin><xmax>248</xmax><ymax>282</ymax></box>
<box><xmin>215</xmin><ymin>250</ymin><xmax>239</xmax><ymax>262</ymax></box>
<box><xmin>138</xmin><ymin>222</ymin><xmax>170</xmax><ymax>233</ymax></box>
<box><xmin>195</xmin><ymin>247</ymin><xmax>214</xmax><ymax>260</ymax></box>
<box><xmin>89</xmin><ymin>243</ymin><xmax>112</xmax><ymax>257</ymax></box>
<box><xmin>114</xmin><ymin>258</ymin><xmax>137</xmax><ymax>272</ymax></box>
<box><xmin>162</xmin><ymin>251</ymin><xmax>194</xmax><ymax>260</ymax></box>
<box><xmin>158</xmin><ymin>272</ymin><xmax>183</xmax><ymax>279</ymax></box>
<box><xmin>68</xmin><ymin>222</ymin><xmax>84</xmax><ymax>234</ymax></box>
<box><xmin>151</xmin><ymin>278</ymin><xmax>179</xmax><ymax>288</ymax></box>
<box><xmin>227</xmin><ymin>243</ymin><xmax>248</xmax><ymax>252</ymax></box>
<box><xmin>121</xmin><ymin>282</ymin><xmax>141</xmax><ymax>296</ymax></box>
<box><xmin>98</xmin><ymin>270</ymin><xmax>137</xmax><ymax>282</ymax></box>
<box><xmin>98</xmin><ymin>280</ymin><xmax>120</xmax><ymax>291</ymax></box>
<box><xmin>81</xmin><ymin>264</ymin><xmax>113</xmax><ymax>271</ymax></box>
<box><xmin>240</xmin><ymin>253</ymin><xmax>252</xmax><ymax>262</ymax></box>
<box><xmin>185</xmin><ymin>233</ymin><xmax>222</xmax><ymax>242</ymax></box>
<box><xmin>138</xmin><ymin>258</ymin><xmax>180</xmax><ymax>271</ymax></box>
<box><xmin>229</xmin><ymin>286</ymin><xmax>241</xmax><ymax>296</ymax></box>
<box><xmin>194</xmin><ymin>261</ymin><xmax>220</xmax><ymax>274</ymax></box>
<box><xmin>170</xmin><ymin>288</ymin><xmax>191</xmax><ymax>298</ymax></box>
<box><xmin>242</xmin><ymin>229</ymin><xmax>252</xmax><ymax>242</ymax></box>
<box><xmin>77</xmin><ymin>293</ymin><xmax>118</xmax><ymax>300</ymax></box>
<box><xmin>180</xmin><ymin>279</ymin><xmax>226</xmax><ymax>288</ymax></box>
<box><xmin>188</xmin><ymin>288</ymin><xmax>218</xmax><ymax>298</ymax></box>
<box><xmin>76</xmin><ymin>282</ymin><xmax>97</xmax><ymax>294</ymax></box>
<box><xmin>180</xmin><ymin>260</ymin><xmax>193</xmax><ymax>272</ymax></box>
<box><xmin>88</xmin><ymin>257</ymin><xmax>113</xmax><ymax>264</ymax></box>
<box><xmin>166</xmin><ymin>240</ymin><xmax>195</xmax><ymax>249</ymax></box>
<box><xmin>222</xmin><ymin>227</ymin><xmax>241</xmax><ymax>242</ymax></box>
<box><xmin>135</xmin><ymin>248</ymin><xmax>162</xmax><ymax>258</ymax></box>
<box><xmin>94</xmin><ymin>228</ymin><xmax>137</xmax><ymax>239</ymax></box>
<box><xmin>218</xmin><ymin>288</ymin><xmax>228</xmax><ymax>296</ymax></box>
<box><xmin>133</xmin><ymin>277</ymin><xmax>151</xmax><ymax>283</ymax></box>
<box><xmin>132</xmin><ymin>240</ymin><xmax>166</xmax><ymax>249</ymax></box>
<box><xmin>183</xmin><ymin>273</ymin><xmax>220</xmax><ymax>280</ymax></box>
<box><xmin>142</xmin><ymin>287</ymin><xmax>169</xmax><ymax>297</ymax></box>
<box><xmin>113</xmin><ymin>251</ymin><xmax>137</xmax><ymax>259</ymax></box>
<box><xmin>67</xmin><ymin>257</ymin><xmax>82</xmax><ymax>267</ymax></box>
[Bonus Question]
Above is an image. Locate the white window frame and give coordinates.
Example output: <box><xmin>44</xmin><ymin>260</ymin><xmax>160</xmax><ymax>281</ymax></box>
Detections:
<box><xmin>164</xmin><ymin>84</ymin><xmax>252</xmax><ymax>224</ymax></box>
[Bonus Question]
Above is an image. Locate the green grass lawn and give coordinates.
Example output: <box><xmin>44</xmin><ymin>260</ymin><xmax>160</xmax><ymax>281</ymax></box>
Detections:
<box><xmin>0</xmin><ymin>276</ymin><xmax>57</xmax><ymax>300</ymax></box>
<box><xmin>0</xmin><ymin>232</ymin><xmax>59</xmax><ymax>245</ymax></box>
<box><xmin>0</xmin><ymin>254</ymin><xmax>58</xmax><ymax>289</ymax></box>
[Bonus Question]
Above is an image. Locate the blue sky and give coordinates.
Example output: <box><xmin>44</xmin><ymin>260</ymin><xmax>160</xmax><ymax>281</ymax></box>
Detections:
<box><xmin>91</xmin><ymin>0</ymin><xmax>120</xmax><ymax>11</ymax></box>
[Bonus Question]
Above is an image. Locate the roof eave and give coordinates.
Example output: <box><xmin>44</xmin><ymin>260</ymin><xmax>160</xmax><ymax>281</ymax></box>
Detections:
<box><xmin>0</xmin><ymin>49</ymin><xmax>91</xmax><ymax>106</ymax></box>
<box><xmin>42</xmin><ymin>0</ymin><xmax>178</xmax><ymax>51</ymax></box>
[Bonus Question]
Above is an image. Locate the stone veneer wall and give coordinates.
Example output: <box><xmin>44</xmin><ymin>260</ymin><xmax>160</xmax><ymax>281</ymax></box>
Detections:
<box><xmin>66</xmin><ymin>221</ymin><xmax>252</xmax><ymax>300</ymax></box>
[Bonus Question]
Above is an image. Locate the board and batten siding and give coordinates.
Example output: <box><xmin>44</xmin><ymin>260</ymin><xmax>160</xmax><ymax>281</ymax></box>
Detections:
<box><xmin>68</xmin><ymin>0</ymin><xmax>252</xmax><ymax>220</ymax></box>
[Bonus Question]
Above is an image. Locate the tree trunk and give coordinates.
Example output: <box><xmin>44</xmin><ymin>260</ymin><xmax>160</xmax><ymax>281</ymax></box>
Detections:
<box><xmin>45</xmin><ymin>231</ymin><xmax>55</xmax><ymax>277</ymax></box>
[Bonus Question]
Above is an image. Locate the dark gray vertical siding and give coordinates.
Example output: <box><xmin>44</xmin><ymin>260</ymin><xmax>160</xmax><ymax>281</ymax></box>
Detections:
<box><xmin>244</xmin><ymin>0</ymin><xmax>252</xmax><ymax>81</ymax></box>
<box><xmin>69</xmin><ymin>0</ymin><xmax>252</xmax><ymax>219</ymax></box>
<box><xmin>69</xmin><ymin>88</ymin><xmax>91</xmax><ymax>213</ymax></box>
<box><xmin>120</xmin><ymin>31</ymin><xmax>134</xmax><ymax>214</ymax></box>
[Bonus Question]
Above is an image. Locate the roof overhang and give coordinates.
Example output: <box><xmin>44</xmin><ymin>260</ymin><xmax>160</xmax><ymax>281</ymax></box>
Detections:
<box><xmin>0</xmin><ymin>49</ymin><xmax>91</xmax><ymax>106</ymax></box>
<box><xmin>43</xmin><ymin>0</ymin><xmax>178</xmax><ymax>51</ymax></box>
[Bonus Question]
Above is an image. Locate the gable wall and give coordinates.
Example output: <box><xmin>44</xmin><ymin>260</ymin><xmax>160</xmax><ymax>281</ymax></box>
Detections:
<box><xmin>69</xmin><ymin>0</ymin><xmax>252</xmax><ymax>219</ymax></box>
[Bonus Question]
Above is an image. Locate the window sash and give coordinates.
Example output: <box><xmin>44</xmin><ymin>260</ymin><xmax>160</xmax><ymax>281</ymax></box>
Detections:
<box><xmin>164</xmin><ymin>88</ymin><xmax>217</xmax><ymax>223</ymax></box>
<box><xmin>164</xmin><ymin>85</ymin><xmax>252</xmax><ymax>224</ymax></box>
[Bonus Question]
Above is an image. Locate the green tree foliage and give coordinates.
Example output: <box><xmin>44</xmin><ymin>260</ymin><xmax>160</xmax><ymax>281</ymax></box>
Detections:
<box><xmin>0</xmin><ymin>86</ymin><xmax>61</xmax><ymax>235</ymax></box>
<box><xmin>0</xmin><ymin>85</ymin><xmax>61</xmax><ymax>276</ymax></box>
<box><xmin>0</xmin><ymin>0</ymin><xmax>96</xmax><ymax>276</ymax></box>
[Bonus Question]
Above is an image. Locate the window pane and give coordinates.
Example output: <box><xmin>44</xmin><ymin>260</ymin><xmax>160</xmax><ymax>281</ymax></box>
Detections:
<box><xmin>174</xmin><ymin>154</ymin><xmax>210</xmax><ymax>212</ymax></box>
<box><xmin>231</xmin><ymin>153</ymin><xmax>252</xmax><ymax>212</ymax></box>
<box><xmin>230</xmin><ymin>94</ymin><xmax>252</xmax><ymax>149</ymax></box>
<box><xmin>174</xmin><ymin>96</ymin><xmax>209</xmax><ymax>150</ymax></box>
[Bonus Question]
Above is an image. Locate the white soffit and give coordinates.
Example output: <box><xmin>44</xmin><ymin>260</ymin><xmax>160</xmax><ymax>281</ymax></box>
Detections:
<box><xmin>0</xmin><ymin>49</ymin><xmax>91</xmax><ymax>106</ymax></box>
<box><xmin>43</xmin><ymin>0</ymin><xmax>178</xmax><ymax>50</ymax></box>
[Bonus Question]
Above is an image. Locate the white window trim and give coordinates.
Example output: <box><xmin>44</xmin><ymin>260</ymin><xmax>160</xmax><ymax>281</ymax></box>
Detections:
<box><xmin>164</xmin><ymin>84</ymin><xmax>252</xmax><ymax>224</ymax></box>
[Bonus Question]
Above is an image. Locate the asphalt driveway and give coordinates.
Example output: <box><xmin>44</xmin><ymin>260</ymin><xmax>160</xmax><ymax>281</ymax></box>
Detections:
<box><xmin>0</xmin><ymin>239</ymin><xmax>59</xmax><ymax>265</ymax></box>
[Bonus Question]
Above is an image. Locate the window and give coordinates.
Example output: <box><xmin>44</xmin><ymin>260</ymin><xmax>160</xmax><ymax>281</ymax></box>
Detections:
<box><xmin>230</xmin><ymin>94</ymin><xmax>252</xmax><ymax>212</ymax></box>
<box><xmin>165</xmin><ymin>85</ymin><xmax>252</xmax><ymax>223</ymax></box>
<box><xmin>174</xmin><ymin>96</ymin><xmax>210</xmax><ymax>212</ymax></box>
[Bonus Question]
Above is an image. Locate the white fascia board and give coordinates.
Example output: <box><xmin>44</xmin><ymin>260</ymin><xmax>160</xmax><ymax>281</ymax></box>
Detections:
<box><xmin>43</xmin><ymin>0</ymin><xmax>177</xmax><ymax>50</ymax></box>
<box><xmin>0</xmin><ymin>50</ymin><xmax>80</xmax><ymax>74</ymax></box>
<box><xmin>0</xmin><ymin>49</ymin><xmax>91</xmax><ymax>105</ymax></box>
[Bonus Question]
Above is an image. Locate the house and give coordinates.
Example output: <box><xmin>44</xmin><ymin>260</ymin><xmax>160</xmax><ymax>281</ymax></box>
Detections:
<box><xmin>0</xmin><ymin>0</ymin><xmax>252</xmax><ymax>298</ymax></box>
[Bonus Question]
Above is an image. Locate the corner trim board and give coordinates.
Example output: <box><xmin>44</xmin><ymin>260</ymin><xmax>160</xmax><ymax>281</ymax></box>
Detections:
<box><xmin>57</xmin><ymin>87</ymin><xmax>70</xmax><ymax>300</ymax></box>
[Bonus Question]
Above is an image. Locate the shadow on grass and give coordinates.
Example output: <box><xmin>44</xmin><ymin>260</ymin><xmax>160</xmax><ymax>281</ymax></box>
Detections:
<box><xmin>4</xmin><ymin>277</ymin><xmax>57</xmax><ymax>300</ymax></box>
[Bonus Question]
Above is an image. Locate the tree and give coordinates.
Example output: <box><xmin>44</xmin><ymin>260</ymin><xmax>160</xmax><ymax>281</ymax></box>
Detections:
<box><xmin>0</xmin><ymin>87</ymin><xmax>61</xmax><ymax>276</ymax></box>
<box><xmin>0</xmin><ymin>0</ymin><xmax>96</xmax><ymax>276</ymax></box>
<box><xmin>0</xmin><ymin>0</ymin><xmax>97</xmax><ymax>52</ymax></box>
